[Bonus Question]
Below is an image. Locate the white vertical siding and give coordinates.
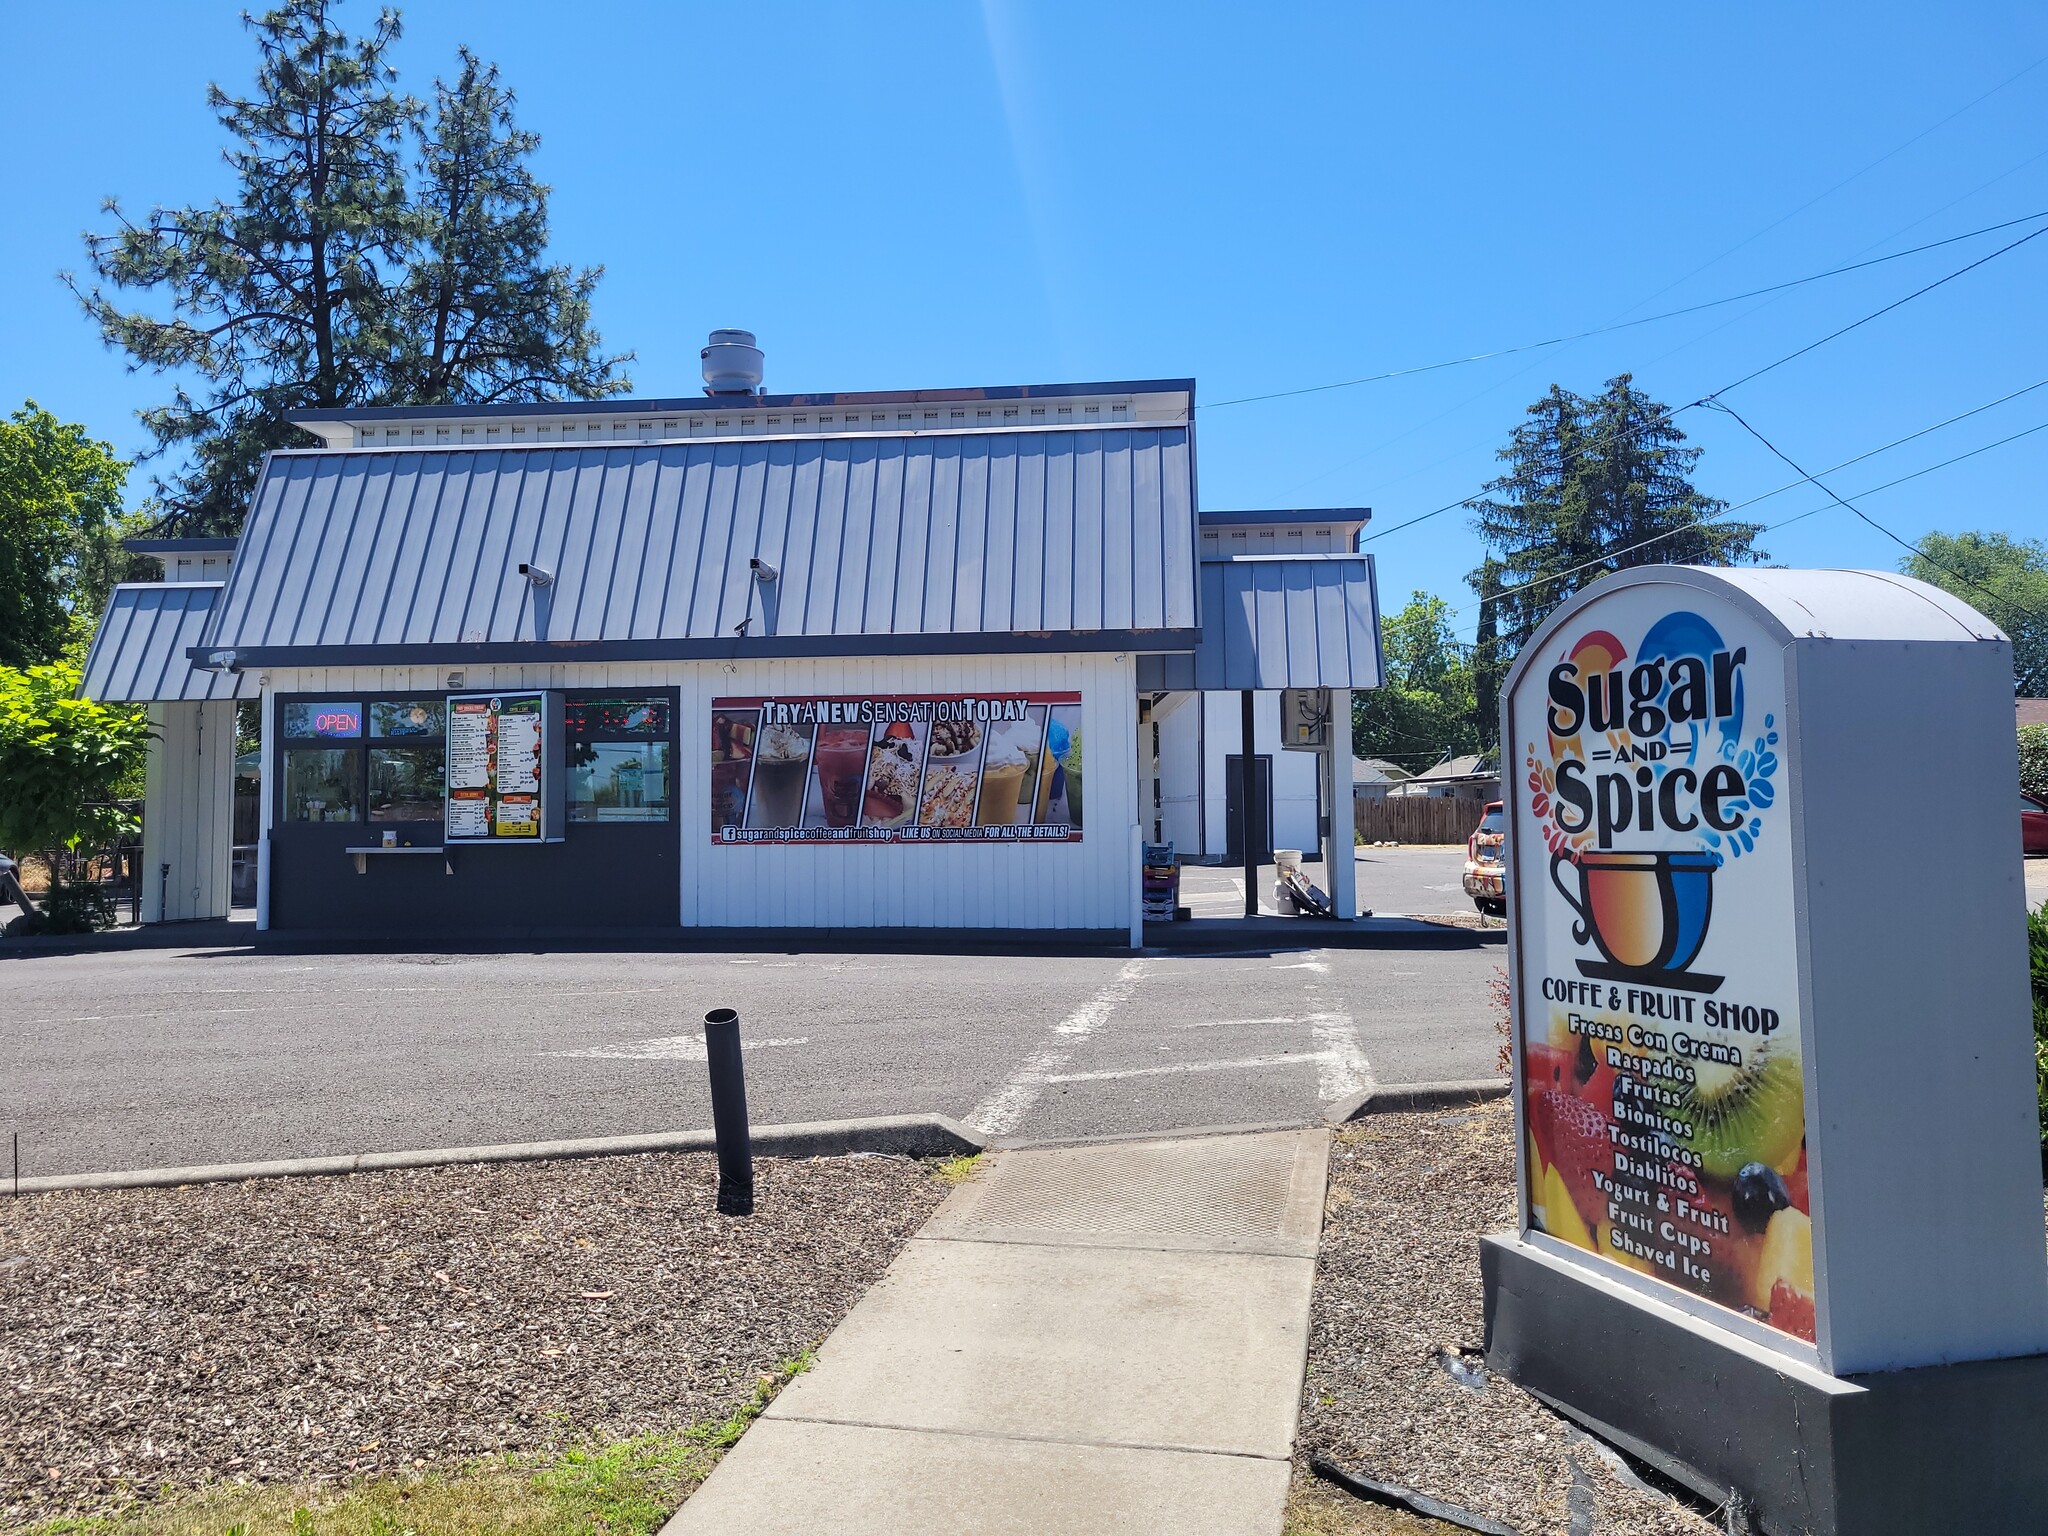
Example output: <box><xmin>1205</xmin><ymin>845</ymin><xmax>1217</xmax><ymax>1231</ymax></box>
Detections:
<box><xmin>263</xmin><ymin>650</ymin><xmax>1139</xmax><ymax>934</ymax></box>
<box><xmin>142</xmin><ymin>700</ymin><xmax>235</xmax><ymax>922</ymax></box>
<box><xmin>1194</xmin><ymin>690</ymin><xmax>1321</xmax><ymax>856</ymax></box>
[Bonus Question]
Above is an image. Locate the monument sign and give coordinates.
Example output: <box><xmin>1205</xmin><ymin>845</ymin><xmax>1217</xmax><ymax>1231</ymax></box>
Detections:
<box><xmin>1484</xmin><ymin>566</ymin><xmax>2048</xmax><ymax>1534</ymax></box>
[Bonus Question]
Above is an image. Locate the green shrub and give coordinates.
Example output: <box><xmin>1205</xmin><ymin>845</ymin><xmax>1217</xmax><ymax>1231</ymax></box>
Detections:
<box><xmin>2022</xmin><ymin>725</ymin><xmax>2048</xmax><ymax>800</ymax></box>
<box><xmin>2028</xmin><ymin>901</ymin><xmax>2048</xmax><ymax>1146</ymax></box>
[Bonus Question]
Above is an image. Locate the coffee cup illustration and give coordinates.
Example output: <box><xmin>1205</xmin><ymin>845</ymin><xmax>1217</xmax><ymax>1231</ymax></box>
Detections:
<box><xmin>1549</xmin><ymin>849</ymin><xmax>1723</xmax><ymax>993</ymax></box>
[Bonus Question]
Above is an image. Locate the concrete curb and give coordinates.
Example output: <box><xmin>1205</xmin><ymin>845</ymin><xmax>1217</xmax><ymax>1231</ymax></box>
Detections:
<box><xmin>1322</xmin><ymin>1079</ymin><xmax>1510</xmax><ymax>1125</ymax></box>
<box><xmin>10</xmin><ymin>1114</ymin><xmax>987</xmax><ymax>1196</ymax></box>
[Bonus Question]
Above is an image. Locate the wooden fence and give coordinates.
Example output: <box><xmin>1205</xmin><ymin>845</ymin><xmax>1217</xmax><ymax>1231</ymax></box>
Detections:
<box><xmin>1354</xmin><ymin>791</ymin><xmax>1492</xmax><ymax>845</ymax></box>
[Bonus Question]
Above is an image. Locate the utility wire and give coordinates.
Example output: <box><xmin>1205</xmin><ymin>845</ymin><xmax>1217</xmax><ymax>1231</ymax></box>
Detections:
<box><xmin>1697</xmin><ymin>221</ymin><xmax>2048</xmax><ymax>401</ymax></box>
<box><xmin>1449</xmin><ymin>412</ymin><xmax>2048</xmax><ymax>619</ymax></box>
<box><xmin>1605</xmin><ymin>53</ymin><xmax>2048</xmax><ymax>320</ymax></box>
<box><xmin>1201</xmin><ymin>211</ymin><xmax>2048</xmax><ymax>410</ymax></box>
<box><xmin>1701</xmin><ymin>400</ymin><xmax>2030</xmax><ymax>618</ymax></box>
<box><xmin>1359</xmin><ymin>225</ymin><xmax>2048</xmax><ymax>548</ymax></box>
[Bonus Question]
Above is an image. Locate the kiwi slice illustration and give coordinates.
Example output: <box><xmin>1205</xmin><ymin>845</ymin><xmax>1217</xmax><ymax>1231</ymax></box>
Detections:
<box><xmin>1679</xmin><ymin>1045</ymin><xmax>1804</xmax><ymax>1181</ymax></box>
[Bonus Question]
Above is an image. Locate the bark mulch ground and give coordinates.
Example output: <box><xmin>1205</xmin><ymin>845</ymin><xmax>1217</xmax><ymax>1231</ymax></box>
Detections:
<box><xmin>0</xmin><ymin>1150</ymin><xmax>948</xmax><ymax>1527</ymax></box>
<box><xmin>1294</xmin><ymin>1102</ymin><xmax>1720</xmax><ymax>1536</ymax></box>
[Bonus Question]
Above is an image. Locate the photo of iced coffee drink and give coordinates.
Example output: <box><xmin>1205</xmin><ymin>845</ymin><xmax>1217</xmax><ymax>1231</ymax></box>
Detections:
<box><xmin>749</xmin><ymin>721</ymin><xmax>814</xmax><ymax>829</ymax></box>
<box><xmin>811</xmin><ymin>724</ymin><xmax>873</xmax><ymax>827</ymax></box>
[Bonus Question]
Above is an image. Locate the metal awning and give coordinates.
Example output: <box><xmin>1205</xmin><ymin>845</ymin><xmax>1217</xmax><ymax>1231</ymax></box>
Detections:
<box><xmin>80</xmin><ymin>583</ymin><xmax>250</xmax><ymax>703</ymax></box>
<box><xmin>198</xmin><ymin>426</ymin><xmax>1199</xmax><ymax>666</ymax></box>
<box><xmin>1135</xmin><ymin>555</ymin><xmax>1382</xmax><ymax>691</ymax></box>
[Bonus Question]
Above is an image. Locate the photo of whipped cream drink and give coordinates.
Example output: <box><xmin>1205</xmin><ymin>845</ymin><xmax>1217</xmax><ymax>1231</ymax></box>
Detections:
<box><xmin>748</xmin><ymin>721</ymin><xmax>814</xmax><ymax>828</ymax></box>
<box><xmin>976</xmin><ymin>713</ymin><xmax>1043</xmax><ymax>826</ymax></box>
<box><xmin>709</xmin><ymin>694</ymin><xmax>1083</xmax><ymax>844</ymax></box>
<box><xmin>862</xmin><ymin>721</ymin><xmax>926</xmax><ymax>828</ymax></box>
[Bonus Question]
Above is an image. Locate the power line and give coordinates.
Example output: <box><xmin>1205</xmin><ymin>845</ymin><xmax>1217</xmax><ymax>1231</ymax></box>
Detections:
<box><xmin>1448</xmin><ymin>411</ymin><xmax>2048</xmax><ymax>618</ymax></box>
<box><xmin>1604</xmin><ymin>52</ymin><xmax>2048</xmax><ymax>320</ymax></box>
<box><xmin>1201</xmin><ymin>211</ymin><xmax>2048</xmax><ymax>410</ymax></box>
<box><xmin>1359</xmin><ymin>226</ymin><xmax>2048</xmax><ymax>549</ymax></box>
<box><xmin>1698</xmin><ymin>221</ymin><xmax>2048</xmax><ymax>402</ymax></box>
<box><xmin>1701</xmin><ymin>400</ymin><xmax>2030</xmax><ymax>618</ymax></box>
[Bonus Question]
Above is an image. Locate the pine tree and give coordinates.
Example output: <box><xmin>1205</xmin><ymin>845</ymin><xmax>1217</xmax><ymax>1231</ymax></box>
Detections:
<box><xmin>69</xmin><ymin>1</ymin><xmax>630</xmax><ymax>535</ymax></box>
<box><xmin>71</xmin><ymin>1</ymin><xmax>414</xmax><ymax>534</ymax></box>
<box><xmin>1465</xmin><ymin>375</ymin><xmax>1762</xmax><ymax>661</ymax></box>
<box><xmin>391</xmin><ymin>49</ymin><xmax>629</xmax><ymax>405</ymax></box>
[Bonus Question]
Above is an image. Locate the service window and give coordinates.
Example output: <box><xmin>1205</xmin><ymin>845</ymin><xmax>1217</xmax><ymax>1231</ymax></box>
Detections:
<box><xmin>566</xmin><ymin>694</ymin><xmax>673</xmax><ymax>823</ymax></box>
<box><xmin>278</xmin><ymin>696</ymin><xmax>448</xmax><ymax>825</ymax></box>
<box><xmin>367</xmin><ymin>699</ymin><xmax>446</xmax><ymax>822</ymax></box>
<box><xmin>282</xmin><ymin>747</ymin><xmax>360</xmax><ymax>822</ymax></box>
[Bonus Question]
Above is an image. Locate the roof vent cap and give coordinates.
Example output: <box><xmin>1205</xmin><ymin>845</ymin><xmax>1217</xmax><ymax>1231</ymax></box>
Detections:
<box><xmin>702</xmin><ymin>329</ymin><xmax>764</xmax><ymax>396</ymax></box>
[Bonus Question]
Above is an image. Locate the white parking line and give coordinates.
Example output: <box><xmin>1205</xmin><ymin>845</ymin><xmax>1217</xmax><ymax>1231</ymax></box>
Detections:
<box><xmin>1172</xmin><ymin>1015</ymin><xmax>1312</xmax><ymax>1029</ymax></box>
<box><xmin>1044</xmin><ymin>1051</ymin><xmax>1334</xmax><ymax>1083</ymax></box>
<box><xmin>545</xmin><ymin>1035</ymin><xmax>809</xmax><ymax>1061</ymax></box>
<box><xmin>963</xmin><ymin>958</ymin><xmax>1149</xmax><ymax>1136</ymax></box>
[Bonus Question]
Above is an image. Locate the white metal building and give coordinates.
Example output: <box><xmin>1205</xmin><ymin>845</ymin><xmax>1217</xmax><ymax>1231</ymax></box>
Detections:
<box><xmin>80</xmin><ymin>360</ymin><xmax>1382</xmax><ymax>945</ymax></box>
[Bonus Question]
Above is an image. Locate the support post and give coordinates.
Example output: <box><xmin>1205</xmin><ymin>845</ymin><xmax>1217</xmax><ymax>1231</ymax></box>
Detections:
<box><xmin>1328</xmin><ymin>688</ymin><xmax>1356</xmax><ymax>919</ymax></box>
<box><xmin>1241</xmin><ymin>689</ymin><xmax>1258</xmax><ymax>917</ymax></box>
<box><xmin>702</xmin><ymin>1008</ymin><xmax>754</xmax><ymax>1216</ymax></box>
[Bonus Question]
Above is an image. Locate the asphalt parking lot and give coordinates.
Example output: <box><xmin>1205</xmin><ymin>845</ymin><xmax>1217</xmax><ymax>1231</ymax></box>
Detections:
<box><xmin>0</xmin><ymin>923</ymin><xmax>1502</xmax><ymax>1179</ymax></box>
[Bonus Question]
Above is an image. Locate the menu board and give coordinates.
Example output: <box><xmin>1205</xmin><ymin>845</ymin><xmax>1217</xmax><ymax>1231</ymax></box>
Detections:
<box><xmin>711</xmin><ymin>693</ymin><xmax>1083</xmax><ymax>844</ymax></box>
<box><xmin>446</xmin><ymin>692</ymin><xmax>547</xmax><ymax>842</ymax></box>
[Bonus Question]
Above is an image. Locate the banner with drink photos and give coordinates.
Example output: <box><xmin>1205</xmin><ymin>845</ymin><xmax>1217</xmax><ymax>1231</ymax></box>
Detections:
<box><xmin>709</xmin><ymin>693</ymin><xmax>1084</xmax><ymax>844</ymax></box>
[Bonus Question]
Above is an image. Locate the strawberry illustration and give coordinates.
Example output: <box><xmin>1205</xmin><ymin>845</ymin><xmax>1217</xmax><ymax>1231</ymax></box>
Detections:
<box><xmin>1531</xmin><ymin>1088</ymin><xmax>1609</xmax><ymax>1235</ymax></box>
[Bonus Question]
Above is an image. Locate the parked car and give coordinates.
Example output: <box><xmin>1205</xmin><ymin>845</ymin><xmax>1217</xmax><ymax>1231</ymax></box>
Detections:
<box><xmin>1464</xmin><ymin>801</ymin><xmax>1506</xmax><ymax>916</ymax></box>
<box><xmin>2024</xmin><ymin>792</ymin><xmax>2048</xmax><ymax>854</ymax></box>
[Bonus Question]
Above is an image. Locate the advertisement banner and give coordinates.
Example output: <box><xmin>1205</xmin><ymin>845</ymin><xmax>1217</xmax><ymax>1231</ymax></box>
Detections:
<box><xmin>446</xmin><ymin>692</ymin><xmax>547</xmax><ymax>841</ymax></box>
<box><xmin>710</xmin><ymin>692</ymin><xmax>1084</xmax><ymax>844</ymax></box>
<box><xmin>1509</xmin><ymin>587</ymin><xmax>1813</xmax><ymax>1343</ymax></box>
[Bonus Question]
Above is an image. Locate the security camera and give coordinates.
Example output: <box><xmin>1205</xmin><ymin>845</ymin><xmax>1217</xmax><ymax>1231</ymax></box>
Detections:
<box><xmin>518</xmin><ymin>562</ymin><xmax>554</xmax><ymax>588</ymax></box>
<box><xmin>749</xmin><ymin>558</ymin><xmax>779</xmax><ymax>583</ymax></box>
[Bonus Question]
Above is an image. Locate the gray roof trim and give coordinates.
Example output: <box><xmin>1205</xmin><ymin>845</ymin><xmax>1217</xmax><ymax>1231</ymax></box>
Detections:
<box><xmin>203</xmin><ymin>429</ymin><xmax>1200</xmax><ymax>658</ymax></box>
<box><xmin>196</xmin><ymin>627</ymin><xmax>1203</xmax><ymax>671</ymax></box>
<box><xmin>1199</xmin><ymin>507</ymin><xmax>1372</xmax><ymax>528</ymax></box>
<box><xmin>288</xmin><ymin>378</ymin><xmax>1197</xmax><ymax>427</ymax></box>
<box><xmin>1134</xmin><ymin>555</ymin><xmax>1382</xmax><ymax>692</ymax></box>
<box><xmin>81</xmin><ymin>582</ymin><xmax>251</xmax><ymax>703</ymax></box>
<box><xmin>266</xmin><ymin>417</ymin><xmax>1183</xmax><ymax>455</ymax></box>
<box><xmin>124</xmin><ymin>537</ymin><xmax>240</xmax><ymax>554</ymax></box>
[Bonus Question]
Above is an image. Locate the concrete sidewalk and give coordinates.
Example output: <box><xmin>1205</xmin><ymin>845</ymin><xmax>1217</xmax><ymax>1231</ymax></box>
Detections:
<box><xmin>664</xmin><ymin>1128</ymin><xmax>1331</xmax><ymax>1535</ymax></box>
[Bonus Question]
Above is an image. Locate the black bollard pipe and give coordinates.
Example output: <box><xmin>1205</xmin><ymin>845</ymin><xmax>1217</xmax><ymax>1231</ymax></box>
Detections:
<box><xmin>703</xmin><ymin>1008</ymin><xmax>754</xmax><ymax>1215</ymax></box>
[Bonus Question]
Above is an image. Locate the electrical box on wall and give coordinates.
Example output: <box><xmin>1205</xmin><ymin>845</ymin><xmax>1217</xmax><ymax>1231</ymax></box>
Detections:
<box><xmin>1279</xmin><ymin>688</ymin><xmax>1331</xmax><ymax>751</ymax></box>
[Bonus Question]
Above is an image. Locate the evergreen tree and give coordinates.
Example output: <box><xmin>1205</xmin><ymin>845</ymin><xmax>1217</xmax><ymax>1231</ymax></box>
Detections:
<box><xmin>392</xmin><ymin>49</ymin><xmax>627</xmax><ymax>405</ymax></box>
<box><xmin>69</xmin><ymin>0</ymin><xmax>629</xmax><ymax>535</ymax></box>
<box><xmin>1465</xmin><ymin>375</ymin><xmax>1762</xmax><ymax>661</ymax></box>
<box><xmin>71</xmin><ymin>1</ymin><xmax>414</xmax><ymax>534</ymax></box>
<box><xmin>1351</xmin><ymin>591</ymin><xmax>1483</xmax><ymax>770</ymax></box>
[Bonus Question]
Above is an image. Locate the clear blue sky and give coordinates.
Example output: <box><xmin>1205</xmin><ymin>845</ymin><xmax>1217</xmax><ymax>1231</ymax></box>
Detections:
<box><xmin>4</xmin><ymin>3</ymin><xmax>2045</xmax><ymax>639</ymax></box>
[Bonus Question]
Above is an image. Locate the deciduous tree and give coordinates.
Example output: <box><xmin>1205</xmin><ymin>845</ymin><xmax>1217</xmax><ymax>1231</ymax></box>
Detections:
<box><xmin>1352</xmin><ymin>591</ymin><xmax>1483</xmax><ymax>770</ymax></box>
<box><xmin>1901</xmin><ymin>531</ymin><xmax>2048</xmax><ymax>697</ymax></box>
<box><xmin>0</xmin><ymin>403</ymin><xmax>131</xmax><ymax>667</ymax></box>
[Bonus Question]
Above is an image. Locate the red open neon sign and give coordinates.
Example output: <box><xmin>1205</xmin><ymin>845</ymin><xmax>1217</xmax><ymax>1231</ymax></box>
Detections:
<box><xmin>314</xmin><ymin>711</ymin><xmax>360</xmax><ymax>735</ymax></box>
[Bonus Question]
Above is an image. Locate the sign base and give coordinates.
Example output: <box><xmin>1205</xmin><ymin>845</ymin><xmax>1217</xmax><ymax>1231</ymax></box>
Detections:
<box><xmin>1482</xmin><ymin>1235</ymin><xmax>2048</xmax><ymax>1534</ymax></box>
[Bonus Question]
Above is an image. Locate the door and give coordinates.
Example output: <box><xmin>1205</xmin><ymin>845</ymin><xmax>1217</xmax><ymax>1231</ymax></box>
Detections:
<box><xmin>1223</xmin><ymin>754</ymin><xmax>1273</xmax><ymax>864</ymax></box>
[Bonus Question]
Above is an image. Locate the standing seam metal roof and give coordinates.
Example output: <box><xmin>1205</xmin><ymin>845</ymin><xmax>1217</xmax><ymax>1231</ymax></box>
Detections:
<box><xmin>80</xmin><ymin>583</ymin><xmax>251</xmax><ymax>702</ymax></box>
<box><xmin>203</xmin><ymin>427</ymin><xmax>1197</xmax><ymax>659</ymax></box>
<box><xmin>1134</xmin><ymin>555</ymin><xmax>1382</xmax><ymax>691</ymax></box>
